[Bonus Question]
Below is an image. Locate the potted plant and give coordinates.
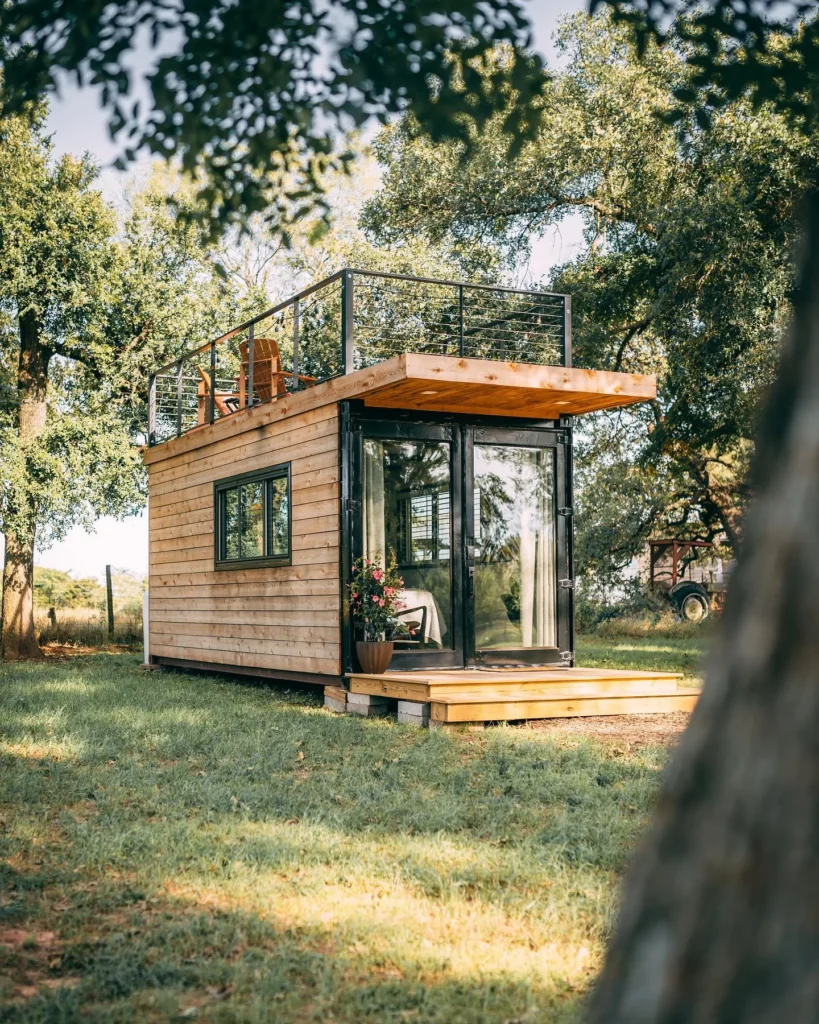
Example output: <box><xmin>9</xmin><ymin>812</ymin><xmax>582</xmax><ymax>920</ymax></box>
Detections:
<box><xmin>348</xmin><ymin>554</ymin><xmax>405</xmax><ymax>674</ymax></box>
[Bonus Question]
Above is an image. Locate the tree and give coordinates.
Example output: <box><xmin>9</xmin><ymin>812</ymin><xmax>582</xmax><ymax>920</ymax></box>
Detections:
<box><xmin>33</xmin><ymin>568</ymin><xmax>102</xmax><ymax>610</ymax></box>
<box><xmin>570</xmin><ymin>2</ymin><xmax>819</xmax><ymax>1019</ymax></box>
<box><xmin>0</xmin><ymin>120</ymin><xmax>238</xmax><ymax>660</ymax></box>
<box><xmin>362</xmin><ymin>14</ymin><xmax>818</xmax><ymax>578</ymax></box>
<box><xmin>0</xmin><ymin>0</ymin><xmax>548</xmax><ymax>236</ymax></box>
<box><xmin>0</xmin><ymin>110</ymin><xmax>143</xmax><ymax>657</ymax></box>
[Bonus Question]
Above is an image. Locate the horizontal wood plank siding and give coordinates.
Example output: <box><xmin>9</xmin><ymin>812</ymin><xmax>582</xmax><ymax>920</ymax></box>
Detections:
<box><xmin>148</xmin><ymin>403</ymin><xmax>342</xmax><ymax>678</ymax></box>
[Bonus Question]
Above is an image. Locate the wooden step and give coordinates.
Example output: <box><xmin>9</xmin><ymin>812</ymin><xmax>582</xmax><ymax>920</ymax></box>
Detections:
<box><xmin>348</xmin><ymin>668</ymin><xmax>683</xmax><ymax>703</ymax></box>
<box><xmin>430</xmin><ymin>689</ymin><xmax>700</xmax><ymax>724</ymax></box>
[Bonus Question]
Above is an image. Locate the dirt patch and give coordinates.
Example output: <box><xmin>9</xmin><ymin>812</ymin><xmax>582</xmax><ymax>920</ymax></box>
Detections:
<box><xmin>41</xmin><ymin>642</ymin><xmax>137</xmax><ymax>658</ymax></box>
<box><xmin>521</xmin><ymin>711</ymin><xmax>691</xmax><ymax>747</ymax></box>
<box><xmin>0</xmin><ymin>925</ymin><xmax>81</xmax><ymax>1001</ymax></box>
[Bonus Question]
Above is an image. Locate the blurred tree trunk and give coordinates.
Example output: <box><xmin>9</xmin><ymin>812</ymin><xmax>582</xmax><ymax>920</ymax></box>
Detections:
<box><xmin>588</xmin><ymin>191</ymin><xmax>819</xmax><ymax>1022</ymax></box>
<box><xmin>1</xmin><ymin>311</ymin><xmax>49</xmax><ymax>660</ymax></box>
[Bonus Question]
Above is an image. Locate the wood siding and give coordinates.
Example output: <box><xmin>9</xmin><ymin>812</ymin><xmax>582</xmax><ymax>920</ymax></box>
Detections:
<box><xmin>147</xmin><ymin>403</ymin><xmax>341</xmax><ymax>678</ymax></box>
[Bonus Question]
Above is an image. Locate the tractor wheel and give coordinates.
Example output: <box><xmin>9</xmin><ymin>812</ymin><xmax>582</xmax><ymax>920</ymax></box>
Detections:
<box><xmin>670</xmin><ymin>583</ymin><xmax>710</xmax><ymax>623</ymax></box>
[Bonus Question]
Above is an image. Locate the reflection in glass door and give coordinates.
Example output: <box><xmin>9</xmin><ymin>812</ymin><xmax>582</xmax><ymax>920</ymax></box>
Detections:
<box><xmin>473</xmin><ymin>443</ymin><xmax>557</xmax><ymax>654</ymax></box>
<box><xmin>361</xmin><ymin>436</ymin><xmax>455</xmax><ymax>656</ymax></box>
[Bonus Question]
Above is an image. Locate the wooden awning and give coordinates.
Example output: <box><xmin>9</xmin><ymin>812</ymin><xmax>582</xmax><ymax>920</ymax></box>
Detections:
<box><xmin>144</xmin><ymin>353</ymin><xmax>655</xmax><ymax>464</ymax></box>
<box><xmin>353</xmin><ymin>353</ymin><xmax>656</xmax><ymax>419</ymax></box>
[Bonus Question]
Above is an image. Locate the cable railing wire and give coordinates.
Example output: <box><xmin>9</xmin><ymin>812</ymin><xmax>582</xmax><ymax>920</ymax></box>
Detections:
<box><xmin>148</xmin><ymin>269</ymin><xmax>569</xmax><ymax>445</ymax></box>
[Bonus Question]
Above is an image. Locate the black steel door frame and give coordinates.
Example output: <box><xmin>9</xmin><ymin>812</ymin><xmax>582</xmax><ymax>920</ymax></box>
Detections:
<box><xmin>346</xmin><ymin>412</ymin><xmax>466</xmax><ymax>670</ymax></box>
<box><xmin>340</xmin><ymin>403</ymin><xmax>574</xmax><ymax>674</ymax></box>
<box><xmin>464</xmin><ymin>424</ymin><xmax>571</xmax><ymax>668</ymax></box>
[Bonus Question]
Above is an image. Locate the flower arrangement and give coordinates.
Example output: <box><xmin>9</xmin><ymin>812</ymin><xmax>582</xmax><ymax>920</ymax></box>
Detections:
<box><xmin>348</xmin><ymin>554</ymin><xmax>405</xmax><ymax>642</ymax></box>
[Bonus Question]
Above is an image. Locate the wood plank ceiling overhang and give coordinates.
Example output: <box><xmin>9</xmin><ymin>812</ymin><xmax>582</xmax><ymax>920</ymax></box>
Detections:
<box><xmin>356</xmin><ymin>354</ymin><xmax>656</xmax><ymax>419</ymax></box>
<box><xmin>144</xmin><ymin>353</ymin><xmax>655</xmax><ymax>465</ymax></box>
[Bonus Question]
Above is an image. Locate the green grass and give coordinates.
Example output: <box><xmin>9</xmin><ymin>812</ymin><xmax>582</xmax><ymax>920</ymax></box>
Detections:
<box><xmin>0</xmin><ymin>646</ymin><xmax>695</xmax><ymax>1022</ymax></box>
<box><xmin>576</xmin><ymin>633</ymin><xmax>708</xmax><ymax>686</ymax></box>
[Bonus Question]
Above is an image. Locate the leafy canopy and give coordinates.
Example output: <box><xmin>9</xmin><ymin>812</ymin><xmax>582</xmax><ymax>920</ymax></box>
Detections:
<box><xmin>0</xmin><ymin>0</ymin><xmax>546</xmax><ymax>235</ymax></box>
<box><xmin>596</xmin><ymin>0</ymin><xmax>819</xmax><ymax>129</ymax></box>
<box><xmin>363</xmin><ymin>13</ymin><xmax>819</xmax><ymax>580</ymax></box>
<box><xmin>0</xmin><ymin>111</ymin><xmax>240</xmax><ymax>554</ymax></box>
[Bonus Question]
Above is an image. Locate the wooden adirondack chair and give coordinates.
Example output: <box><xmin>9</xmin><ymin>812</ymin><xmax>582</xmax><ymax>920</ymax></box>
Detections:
<box><xmin>238</xmin><ymin>337</ymin><xmax>317</xmax><ymax>404</ymax></box>
<box><xmin>196</xmin><ymin>367</ymin><xmax>241</xmax><ymax>424</ymax></box>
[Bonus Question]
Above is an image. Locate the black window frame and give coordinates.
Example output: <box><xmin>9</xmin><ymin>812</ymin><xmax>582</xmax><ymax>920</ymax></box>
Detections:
<box><xmin>213</xmin><ymin>463</ymin><xmax>292</xmax><ymax>570</ymax></box>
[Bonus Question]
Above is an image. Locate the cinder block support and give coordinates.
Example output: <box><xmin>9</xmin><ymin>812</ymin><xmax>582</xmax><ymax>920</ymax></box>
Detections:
<box><xmin>345</xmin><ymin>692</ymin><xmax>391</xmax><ymax>717</ymax></box>
<box><xmin>397</xmin><ymin>700</ymin><xmax>431</xmax><ymax>727</ymax></box>
<box><xmin>324</xmin><ymin>685</ymin><xmax>347</xmax><ymax>714</ymax></box>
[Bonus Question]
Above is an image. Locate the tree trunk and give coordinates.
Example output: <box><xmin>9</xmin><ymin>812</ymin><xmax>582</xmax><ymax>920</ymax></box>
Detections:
<box><xmin>1</xmin><ymin>310</ymin><xmax>49</xmax><ymax>660</ymax></box>
<box><xmin>587</xmin><ymin>194</ymin><xmax>819</xmax><ymax>1022</ymax></box>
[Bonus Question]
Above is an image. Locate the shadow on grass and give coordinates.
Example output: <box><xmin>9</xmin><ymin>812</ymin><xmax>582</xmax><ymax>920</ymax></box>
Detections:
<box><xmin>0</xmin><ymin>654</ymin><xmax>672</xmax><ymax>1022</ymax></box>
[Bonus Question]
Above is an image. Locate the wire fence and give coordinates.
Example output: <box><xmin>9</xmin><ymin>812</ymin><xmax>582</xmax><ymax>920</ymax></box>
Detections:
<box><xmin>148</xmin><ymin>270</ymin><xmax>569</xmax><ymax>445</ymax></box>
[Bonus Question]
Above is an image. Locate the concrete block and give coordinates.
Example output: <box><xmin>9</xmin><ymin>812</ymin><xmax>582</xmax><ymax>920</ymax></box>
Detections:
<box><xmin>345</xmin><ymin>692</ymin><xmax>391</xmax><ymax>717</ymax></box>
<box><xmin>397</xmin><ymin>700</ymin><xmax>431</xmax><ymax>726</ymax></box>
<box><xmin>324</xmin><ymin>695</ymin><xmax>347</xmax><ymax>714</ymax></box>
<box><xmin>346</xmin><ymin>692</ymin><xmax>389</xmax><ymax>707</ymax></box>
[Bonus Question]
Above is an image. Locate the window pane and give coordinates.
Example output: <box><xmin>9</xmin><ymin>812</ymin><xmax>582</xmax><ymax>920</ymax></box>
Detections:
<box><xmin>363</xmin><ymin>437</ymin><xmax>453</xmax><ymax>650</ymax></box>
<box><xmin>474</xmin><ymin>444</ymin><xmax>556</xmax><ymax>650</ymax></box>
<box><xmin>269</xmin><ymin>475</ymin><xmax>289</xmax><ymax>556</ymax></box>
<box><xmin>240</xmin><ymin>481</ymin><xmax>264</xmax><ymax>559</ymax></box>
<box><xmin>222</xmin><ymin>488</ymin><xmax>240</xmax><ymax>560</ymax></box>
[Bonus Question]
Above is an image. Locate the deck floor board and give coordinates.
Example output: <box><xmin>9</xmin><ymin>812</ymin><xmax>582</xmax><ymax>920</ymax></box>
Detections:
<box><xmin>347</xmin><ymin>666</ymin><xmax>699</xmax><ymax>723</ymax></box>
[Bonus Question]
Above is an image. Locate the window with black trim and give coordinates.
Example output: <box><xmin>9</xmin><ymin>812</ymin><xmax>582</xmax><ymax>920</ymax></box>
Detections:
<box><xmin>214</xmin><ymin>464</ymin><xmax>291</xmax><ymax>569</ymax></box>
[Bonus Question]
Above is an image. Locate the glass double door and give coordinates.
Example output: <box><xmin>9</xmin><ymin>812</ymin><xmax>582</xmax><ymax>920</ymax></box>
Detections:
<box><xmin>354</xmin><ymin>419</ymin><xmax>570</xmax><ymax>669</ymax></box>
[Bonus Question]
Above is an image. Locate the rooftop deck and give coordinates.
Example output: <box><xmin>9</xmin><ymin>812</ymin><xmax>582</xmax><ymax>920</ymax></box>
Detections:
<box><xmin>147</xmin><ymin>268</ymin><xmax>653</xmax><ymax>447</ymax></box>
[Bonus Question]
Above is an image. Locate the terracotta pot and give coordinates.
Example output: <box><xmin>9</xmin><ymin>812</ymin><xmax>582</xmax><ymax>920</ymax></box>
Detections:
<box><xmin>356</xmin><ymin>640</ymin><xmax>394</xmax><ymax>674</ymax></box>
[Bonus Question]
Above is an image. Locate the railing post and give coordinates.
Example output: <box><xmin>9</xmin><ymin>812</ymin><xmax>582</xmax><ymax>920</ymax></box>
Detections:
<box><xmin>562</xmin><ymin>295</ymin><xmax>572</xmax><ymax>367</ymax></box>
<box><xmin>176</xmin><ymin>359</ymin><xmax>183</xmax><ymax>437</ymax></box>
<box><xmin>148</xmin><ymin>373</ymin><xmax>156</xmax><ymax>446</ymax></box>
<box><xmin>247</xmin><ymin>323</ymin><xmax>255</xmax><ymax>406</ymax></box>
<box><xmin>209</xmin><ymin>338</ymin><xmax>216</xmax><ymax>424</ymax></box>
<box><xmin>341</xmin><ymin>269</ymin><xmax>354</xmax><ymax>373</ymax></box>
<box><xmin>458</xmin><ymin>284</ymin><xmax>465</xmax><ymax>357</ymax></box>
<box><xmin>291</xmin><ymin>298</ymin><xmax>300</xmax><ymax>390</ymax></box>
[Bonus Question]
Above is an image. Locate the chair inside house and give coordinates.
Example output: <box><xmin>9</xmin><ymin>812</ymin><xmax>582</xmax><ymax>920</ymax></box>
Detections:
<box><xmin>237</xmin><ymin>337</ymin><xmax>317</xmax><ymax>404</ymax></box>
<box><xmin>196</xmin><ymin>367</ymin><xmax>241</xmax><ymax>425</ymax></box>
<box><xmin>394</xmin><ymin>604</ymin><xmax>429</xmax><ymax>646</ymax></box>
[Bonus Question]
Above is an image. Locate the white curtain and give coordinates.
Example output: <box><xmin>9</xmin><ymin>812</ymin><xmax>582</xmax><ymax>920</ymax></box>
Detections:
<box><xmin>363</xmin><ymin>440</ymin><xmax>385</xmax><ymax>567</ymax></box>
<box><xmin>519</xmin><ymin>452</ymin><xmax>556</xmax><ymax>647</ymax></box>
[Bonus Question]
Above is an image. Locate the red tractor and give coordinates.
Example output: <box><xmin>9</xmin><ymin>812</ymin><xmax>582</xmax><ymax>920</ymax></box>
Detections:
<box><xmin>648</xmin><ymin>539</ymin><xmax>732</xmax><ymax>622</ymax></box>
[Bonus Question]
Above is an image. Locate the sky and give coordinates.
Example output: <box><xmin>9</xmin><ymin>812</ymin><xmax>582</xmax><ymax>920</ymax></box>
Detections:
<box><xmin>32</xmin><ymin>0</ymin><xmax>588</xmax><ymax>582</ymax></box>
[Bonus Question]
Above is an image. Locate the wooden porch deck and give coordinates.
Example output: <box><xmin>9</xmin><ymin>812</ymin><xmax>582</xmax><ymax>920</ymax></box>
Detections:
<box><xmin>344</xmin><ymin>667</ymin><xmax>699</xmax><ymax>725</ymax></box>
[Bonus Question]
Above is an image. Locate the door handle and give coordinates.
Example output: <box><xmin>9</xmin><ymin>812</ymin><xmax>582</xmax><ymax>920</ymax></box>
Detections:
<box><xmin>468</xmin><ymin>565</ymin><xmax>475</xmax><ymax>600</ymax></box>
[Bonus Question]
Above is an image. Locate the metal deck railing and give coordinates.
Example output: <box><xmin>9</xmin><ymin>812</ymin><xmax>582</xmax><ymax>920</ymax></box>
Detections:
<box><xmin>147</xmin><ymin>269</ymin><xmax>571</xmax><ymax>446</ymax></box>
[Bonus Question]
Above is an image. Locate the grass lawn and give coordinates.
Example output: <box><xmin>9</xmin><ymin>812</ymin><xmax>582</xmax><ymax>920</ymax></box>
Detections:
<box><xmin>576</xmin><ymin>633</ymin><xmax>708</xmax><ymax>686</ymax></box>
<box><xmin>0</xmin><ymin>638</ymin><xmax>704</xmax><ymax>1022</ymax></box>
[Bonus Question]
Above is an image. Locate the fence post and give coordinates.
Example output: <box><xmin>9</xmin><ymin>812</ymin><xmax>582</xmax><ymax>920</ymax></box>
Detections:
<box><xmin>562</xmin><ymin>295</ymin><xmax>572</xmax><ymax>367</ymax></box>
<box><xmin>105</xmin><ymin>565</ymin><xmax>115</xmax><ymax>637</ymax></box>
<box><xmin>176</xmin><ymin>359</ymin><xmax>183</xmax><ymax>437</ymax></box>
<box><xmin>209</xmin><ymin>338</ymin><xmax>216</xmax><ymax>423</ymax></box>
<box><xmin>291</xmin><ymin>297</ymin><xmax>300</xmax><ymax>390</ymax></box>
<box><xmin>458</xmin><ymin>284</ymin><xmax>465</xmax><ymax>357</ymax></box>
<box><xmin>148</xmin><ymin>374</ymin><xmax>156</xmax><ymax>445</ymax></box>
<box><xmin>247</xmin><ymin>323</ymin><xmax>255</xmax><ymax>406</ymax></box>
<box><xmin>341</xmin><ymin>269</ymin><xmax>354</xmax><ymax>374</ymax></box>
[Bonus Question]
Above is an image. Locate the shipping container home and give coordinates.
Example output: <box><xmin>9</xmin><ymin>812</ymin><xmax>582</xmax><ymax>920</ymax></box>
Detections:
<box><xmin>144</xmin><ymin>269</ymin><xmax>698</xmax><ymax>724</ymax></box>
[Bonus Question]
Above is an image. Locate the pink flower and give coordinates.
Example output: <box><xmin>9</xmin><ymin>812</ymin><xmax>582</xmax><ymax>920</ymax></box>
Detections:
<box><xmin>378</xmin><ymin>598</ymin><xmax>385</xmax><ymax>607</ymax></box>
<box><xmin>351</xmin><ymin>592</ymin><xmax>359</xmax><ymax>600</ymax></box>
<box><xmin>372</xmin><ymin>569</ymin><xmax>383</xmax><ymax>582</ymax></box>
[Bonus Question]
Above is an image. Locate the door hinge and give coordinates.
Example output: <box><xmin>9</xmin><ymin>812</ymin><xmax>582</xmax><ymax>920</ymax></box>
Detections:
<box><xmin>559</xmin><ymin>578</ymin><xmax>575</xmax><ymax>590</ymax></box>
<box><xmin>557</xmin><ymin>434</ymin><xmax>568</xmax><ymax>444</ymax></box>
<box><xmin>345</xmin><ymin>497</ymin><xmax>360</xmax><ymax>513</ymax></box>
<box><xmin>559</xmin><ymin>650</ymin><xmax>574</xmax><ymax>666</ymax></box>
<box><xmin>558</xmin><ymin>506</ymin><xmax>573</xmax><ymax>517</ymax></box>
